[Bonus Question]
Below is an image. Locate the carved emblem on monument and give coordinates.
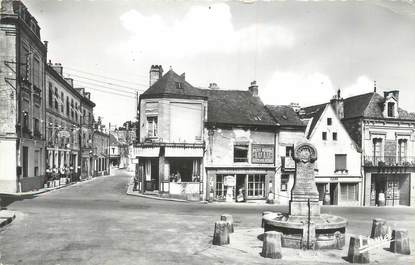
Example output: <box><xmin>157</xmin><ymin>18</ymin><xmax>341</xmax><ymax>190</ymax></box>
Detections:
<box><xmin>294</xmin><ymin>143</ymin><xmax>317</xmax><ymax>163</ymax></box>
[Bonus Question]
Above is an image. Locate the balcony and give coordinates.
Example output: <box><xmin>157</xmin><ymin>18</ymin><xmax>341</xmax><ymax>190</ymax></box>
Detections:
<box><xmin>364</xmin><ymin>156</ymin><xmax>415</xmax><ymax>168</ymax></box>
<box><xmin>281</xmin><ymin>156</ymin><xmax>295</xmax><ymax>171</ymax></box>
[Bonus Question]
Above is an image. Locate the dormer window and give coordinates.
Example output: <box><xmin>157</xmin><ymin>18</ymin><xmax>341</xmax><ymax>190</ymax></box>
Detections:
<box><xmin>176</xmin><ymin>82</ymin><xmax>183</xmax><ymax>89</ymax></box>
<box><xmin>387</xmin><ymin>102</ymin><xmax>395</xmax><ymax>117</ymax></box>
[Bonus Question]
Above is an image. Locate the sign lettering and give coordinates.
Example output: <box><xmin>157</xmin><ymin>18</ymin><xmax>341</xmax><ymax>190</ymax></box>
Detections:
<box><xmin>251</xmin><ymin>144</ymin><xmax>274</xmax><ymax>164</ymax></box>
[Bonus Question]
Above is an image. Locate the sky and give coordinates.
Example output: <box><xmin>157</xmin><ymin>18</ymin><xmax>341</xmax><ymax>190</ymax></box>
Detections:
<box><xmin>24</xmin><ymin>0</ymin><xmax>415</xmax><ymax>126</ymax></box>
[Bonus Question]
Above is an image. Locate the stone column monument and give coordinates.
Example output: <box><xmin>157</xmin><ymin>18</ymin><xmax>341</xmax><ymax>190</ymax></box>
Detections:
<box><xmin>290</xmin><ymin>142</ymin><xmax>320</xmax><ymax>217</ymax></box>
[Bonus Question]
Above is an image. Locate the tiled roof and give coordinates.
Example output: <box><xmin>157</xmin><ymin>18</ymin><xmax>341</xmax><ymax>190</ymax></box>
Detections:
<box><xmin>300</xmin><ymin>104</ymin><xmax>326</xmax><ymax>138</ymax></box>
<box><xmin>199</xmin><ymin>89</ymin><xmax>277</xmax><ymax>127</ymax></box>
<box><xmin>265</xmin><ymin>105</ymin><xmax>306</xmax><ymax>128</ymax></box>
<box><xmin>141</xmin><ymin>70</ymin><xmax>205</xmax><ymax>99</ymax></box>
<box><xmin>343</xmin><ymin>92</ymin><xmax>376</xmax><ymax>119</ymax></box>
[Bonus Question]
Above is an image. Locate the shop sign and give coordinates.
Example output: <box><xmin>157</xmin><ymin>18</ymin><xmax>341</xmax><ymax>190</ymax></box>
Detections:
<box><xmin>224</xmin><ymin>175</ymin><xmax>236</xmax><ymax>186</ymax></box>
<box><xmin>132</xmin><ymin>158</ymin><xmax>139</xmax><ymax>164</ymax></box>
<box><xmin>251</xmin><ymin>144</ymin><xmax>274</xmax><ymax>164</ymax></box>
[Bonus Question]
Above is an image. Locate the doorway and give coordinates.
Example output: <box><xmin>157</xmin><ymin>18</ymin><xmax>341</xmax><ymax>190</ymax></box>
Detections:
<box><xmin>236</xmin><ymin>174</ymin><xmax>246</xmax><ymax>202</ymax></box>
<box><xmin>22</xmin><ymin>146</ymin><xmax>28</xmax><ymax>178</ymax></box>
<box><xmin>150</xmin><ymin>158</ymin><xmax>159</xmax><ymax>191</ymax></box>
<box><xmin>330</xmin><ymin>183</ymin><xmax>338</xmax><ymax>205</ymax></box>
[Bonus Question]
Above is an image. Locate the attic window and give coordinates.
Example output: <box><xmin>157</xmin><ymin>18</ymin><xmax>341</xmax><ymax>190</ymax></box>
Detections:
<box><xmin>176</xmin><ymin>82</ymin><xmax>183</xmax><ymax>89</ymax></box>
<box><xmin>387</xmin><ymin>102</ymin><xmax>395</xmax><ymax>117</ymax></box>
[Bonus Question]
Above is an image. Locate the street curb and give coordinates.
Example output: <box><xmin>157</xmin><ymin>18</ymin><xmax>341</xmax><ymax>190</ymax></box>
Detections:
<box><xmin>0</xmin><ymin>210</ymin><xmax>16</xmax><ymax>228</ymax></box>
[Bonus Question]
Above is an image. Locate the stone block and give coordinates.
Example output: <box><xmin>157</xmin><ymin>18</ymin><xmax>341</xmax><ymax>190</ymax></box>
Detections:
<box><xmin>261</xmin><ymin>211</ymin><xmax>272</xmax><ymax>228</ymax></box>
<box><xmin>347</xmin><ymin>236</ymin><xmax>369</xmax><ymax>264</ymax></box>
<box><xmin>213</xmin><ymin>221</ymin><xmax>229</xmax><ymax>246</ymax></box>
<box><xmin>290</xmin><ymin>200</ymin><xmax>320</xmax><ymax>216</ymax></box>
<box><xmin>302</xmin><ymin>221</ymin><xmax>316</xmax><ymax>250</ymax></box>
<box><xmin>261</xmin><ymin>231</ymin><xmax>282</xmax><ymax>259</ymax></box>
<box><xmin>220</xmin><ymin>214</ymin><xmax>234</xmax><ymax>233</ymax></box>
<box><xmin>370</xmin><ymin>218</ymin><xmax>389</xmax><ymax>239</ymax></box>
<box><xmin>390</xmin><ymin>229</ymin><xmax>411</xmax><ymax>255</ymax></box>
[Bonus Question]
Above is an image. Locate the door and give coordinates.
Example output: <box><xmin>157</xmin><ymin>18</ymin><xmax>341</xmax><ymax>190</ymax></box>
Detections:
<box><xmin>236</xmin><ymin>174</ymin><xmax>246</xmax><ymax>202</ymax></box>
<box><xmin>22</xmin><ymin>146</ymin><xmax>28</xmax><ymax>178</ymax></box>
<box><xmin>399</xmin><ymin>174</ymin><xmax>410</xmax><ymax>206</ymax></box>
<box><xmin>330</xmin><ymin>183</ymin><xmax>338</xmax><ymax>205</ymax></box>
<box><xmin>151</xmin><ymin>158</ymin><xmax>159</xmax><ymax>191</ymax></box>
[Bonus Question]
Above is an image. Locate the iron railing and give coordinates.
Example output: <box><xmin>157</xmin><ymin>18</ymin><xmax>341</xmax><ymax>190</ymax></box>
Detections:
<box><xmin>364</xmin><ymin>156</ymin><xmax>415</xmax><ymax>167</ymax></box>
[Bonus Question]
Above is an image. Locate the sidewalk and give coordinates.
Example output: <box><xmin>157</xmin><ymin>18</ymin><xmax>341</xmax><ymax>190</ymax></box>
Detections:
<box><xmin>0</xmin><ymin>210</ymin><xmax>15</xmax><ymax>228</ymax></box>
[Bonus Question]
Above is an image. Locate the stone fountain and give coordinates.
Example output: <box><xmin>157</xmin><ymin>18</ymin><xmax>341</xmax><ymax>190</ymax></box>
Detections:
<box><xmin>262</xmin><ymin>142</ymin><xmax>347</xmax><ymax>249</ymax></box>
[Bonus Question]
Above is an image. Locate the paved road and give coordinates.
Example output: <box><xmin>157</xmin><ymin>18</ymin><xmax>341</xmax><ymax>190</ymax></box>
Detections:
<box><xmin>0</xmin><ymin>169</ymin><xmax>414</xmax><ymax>265</ymax></box>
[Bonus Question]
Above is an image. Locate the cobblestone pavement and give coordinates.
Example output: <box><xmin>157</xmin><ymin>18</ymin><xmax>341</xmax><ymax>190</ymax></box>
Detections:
<box><xmin>0</xmin><ymin>169</ymin><xmax>413</xmax><ymax>265</ymax></box>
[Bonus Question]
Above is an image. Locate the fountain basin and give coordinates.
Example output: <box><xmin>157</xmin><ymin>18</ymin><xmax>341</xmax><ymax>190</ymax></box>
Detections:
<box><xmin>263</xmin><ymin>212</ymin><xmax>347</xmax><ymax>249</ymax></box>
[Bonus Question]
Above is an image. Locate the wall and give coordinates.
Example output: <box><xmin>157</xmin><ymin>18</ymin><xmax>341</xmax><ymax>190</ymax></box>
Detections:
<box><xmin>139</xmin><ymin>98</ymin><xmax>207</xmax><ymax>143</ymax></box>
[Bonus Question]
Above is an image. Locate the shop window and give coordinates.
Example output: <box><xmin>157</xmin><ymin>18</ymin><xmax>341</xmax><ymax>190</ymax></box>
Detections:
<box><xmin>335</xmin><ymin>154</ymin><xmax>347</xmax><ymax>172</ymax></box>
<box><xmin>281</xmin><ymin>174</ymin><xmax>289</xmax><ymax>191</ymax></box>
<box><xmin>322</xmin><ymin>132</ymin><xmax>327</xmax><ymax>140</ymax></box>
<box><xmin>234</xmin><ymin>144</ymin><xmax>249</xmax><ymax>163</ymax></box>
<box><xmin>333</xmin><ymin>132</ymin><xmax>338</xmax><ymax>141</ymax></box>
<box><xmin>327</xmin><ymin>118</ymin><xmax>332</xmax><ymax>125</ymax></box>
<box><xmin>340</xmin><ymin>183</ymin><xmax>358</xmax><ymax>201</ymax></box>
<box><xmin>216</xmin><ymin>175</ymin><xmax>225</xmax><ymax>200</ymax></box>
<box><xmin>247</xmin><ymin>174</ymin><xmax>265</xmax><ymax>197</ymax></box>
<box><xmin>147</xmin><ymin>116</ymin><xmax>158</xmax><ymax>137</ymax></box>
<box><xmin>169</xmin><ymin>158</ymin><xmax>196</xmax><ymax>182</ymax></box>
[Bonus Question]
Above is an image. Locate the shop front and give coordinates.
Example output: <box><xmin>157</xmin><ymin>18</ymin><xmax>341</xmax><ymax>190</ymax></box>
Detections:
<box><xmin>206</xmin><ymin>167</ymin><xmax>275</xmax><ymax>202</ymax></box>
<box><xmin>370</xmin><ymin>173</ymin><xmax>411</xmax><ymax>206</ymax></box>
<box><xmin>315</xmin><ymin>176</ymin><xmax>362</xmax><ymax>206</ymax></box>
<box><xmin>135</xmin><ymin>144</ymin><xmax>204</xmax><ymax>201</ymax></box>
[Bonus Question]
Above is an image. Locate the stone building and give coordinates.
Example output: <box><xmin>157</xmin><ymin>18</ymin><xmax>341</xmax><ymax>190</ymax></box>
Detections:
<box><xmin>0</xmin><ymin>0</ymin><xmax>47</xmax><ymax>192</ymax></box>
<box><xmin>340</xmin><ymin>90</ymin><xmax>415</xmax><ymax>206</ymax></box>
<box><xmin>93</xmin><ymin>129</ymin><xmax>109</xmax><ymax>176</ymax></box>
<box><xmin>45</xmin><ymin>62</ymin><xmax>82</xmax><ymax>181</ymax></box>
<box><xmin>134</xmin><ymin>67</ymin><xmax>206</xmax><ymax>200</ymax></box>
<box><xmin>299</xmin><ymin>91</ymin><xmax>363</xmax><ymax>206</ymax></box>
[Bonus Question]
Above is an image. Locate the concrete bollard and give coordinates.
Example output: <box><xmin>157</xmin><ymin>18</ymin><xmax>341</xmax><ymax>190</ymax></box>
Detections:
<box><xmin>261</xmin><ymin>231</ymin><xmax>282</xmax><ymax>259</ymax></box>
<box><xmin>262</xmin><ymin>211</ymin><xmax>273</xmax><ymax>229</ymax></box>
<box><xmin>370</xmin><ymin>218</ymin><xmax>389</xmax><ymax>239</ymax></box>
<box><xmin>213</xmin><ymin>221</ymin><xmax>230</xmax><ymax>246</ymax></box>
<box><xmin>390</xmin><ymin>229</ymin><xmax>411</xmax><ymax>255</ymax></box>
<box><xmin>220</xmin><ymin>214</ymin><xmax>234</xmax><ymax>233</ymax></box>
<box><xmin>347</xmin><ymin>236</ymin><xmax>370</xmax><ymax>264</ymax></box>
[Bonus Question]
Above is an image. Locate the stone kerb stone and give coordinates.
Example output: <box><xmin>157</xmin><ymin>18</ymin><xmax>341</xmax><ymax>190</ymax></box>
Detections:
<box><xmin>213</xmin><ymin>221</ymin><xmax>230</xmax><ymax>246</ymax></box>
<box><xmin>261</xmin><ymin>231</ymin><xmax>282</xmax><ymax>259</ymax></box>
<box><xmin>347</xmin><ymin>236</ymin><xmax>370</xmax><ymax>264</ymax></box>
<box><xmin>390</xmin><ymin>229</ymin><xmax>411</xmax><ymax>255</ymax></box>
<box><xmin>221</xmin><ymin>214</ymin><xmax>234</xmax><ymax>233</ymax></box>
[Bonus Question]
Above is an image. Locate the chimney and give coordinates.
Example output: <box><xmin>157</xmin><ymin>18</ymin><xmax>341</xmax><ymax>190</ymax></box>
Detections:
<box><xmin>208</xmin><ymin>83</ymin><xmax>219</xmax><ymax>90</ymax></box>
<box><xmin>248</xmin><ymin>80</ymin><xmax>258</xmax><ymax>97</ymax></box>
<box><xmin>330</xmin><ymin>89</ymin><xmax>344</xmax><ymax>119</ymax></box>
<box><xmin>149</xmin><ymin>65</ymin><xmax>163</xmax><ymax>87</ymax></box>
<box><xmin>290</xmin><ymin>102</ymin><xmax>301</xmax><ymax>113</ymax></box>
<box><xmin>64</xmin><ymin>78</ymin><xmax>73</xmax><ymax>87</ymax></box>
<box><xmin>52</xmin><ymin>63</ymin><xmax>63</xmax><ymax>76</ymax></box>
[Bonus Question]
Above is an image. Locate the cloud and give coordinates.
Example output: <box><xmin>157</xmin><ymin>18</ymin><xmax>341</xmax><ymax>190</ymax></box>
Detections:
<box><xmin>118</xmin><ymin>3</ymin><xmax>294</xmax><ymax>57</ymax></box>
<box><xmin>262</xmin><ymin>71</ymin><xmax>374</xmax><ymax>107</ymax></box>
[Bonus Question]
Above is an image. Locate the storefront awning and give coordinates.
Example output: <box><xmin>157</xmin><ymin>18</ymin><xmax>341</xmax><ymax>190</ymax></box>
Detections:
<box><xmin>165</xmin><ymin>147</ymin><xmax>203</xmax><ymax>158</ymax></box>
<box><xmin>134</xmin><ymin>147</ymin><xmax>160</xmax><ymax>157</ymax></box>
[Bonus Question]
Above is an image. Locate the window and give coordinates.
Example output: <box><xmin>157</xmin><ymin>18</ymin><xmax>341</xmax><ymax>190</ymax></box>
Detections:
<box><xmin>147</xmin><ymin>116</ymin><xmax>158</xmax><ymax>137</ymax></box>
<box><xmin>333</xmin><ymin>132</ymin><xmax>338</xmax><ymax>141</ymax></box>
<box><xmin>340</xmin><ymin>183</ymin><xmax>358</xmax><ymax>201</ymax></box>
<box><xmin>48</xmin><ymin>82</ymin><xmax>53</xmax><ymax>107</ymax></box>
<box><xmin>285</xmin><ymin>146</ymin><xmax>294</xmax><ymax>157</ymax></box>
<box><xmin>335</xmin><ymin>154</ymin><xmax>347</xmax><ymax>171</ymax></box>
<box><xmin>112</xmin><ymin>148</ymin><xmax>115</xmax><ymax>154</ymax></box>
<box><xmin>387</xmin><ymin>102</ymin><xmax>395</xmax><ymax>117</ymax></box>
<box><xmin>54</xmin><ymin>88</ymin><xmax>58</xmax><ymax>110</ymax></box>
<box><xmin>216</xmin><ymin>175</ymin><xmax>225</xmax><ymax>200</ymax></box>
<box><xmin>33</xmin><ymin>57</ymin><xmax>40</xmax><ymax>88</ymax></box>
<box><xmin>66</xmin><ymin>97</ymin><xmax>70</xmax><ymax>116</ymax></box>
<box><xmin>23</xmin><ymin>111</ymin><xmax>29</xmax><ymax>129</ymax></box>
<box><xmin>234</xmin><ymin>144</ymin><xmax>249</xmax><ymax>163</ymax></box>
<box><xmin>176</xmin><ymin>82</ymin><xmax>183</xmax><ymax>89</ymax></box>
<box><xmin>327</xmin><ymin>118</ymin><xmax>332</xmax><ymax>125</ymax></box>
<box><xmin>398</xmin><ymin>139</ymin><xmax>408</xmax><ymax>163</ymax></box>
<box><xmin>373</xmin><ymin>138</ymin><xmax>383</xmax><ymax>161</ymax></box>
<box><xmin>281</xmin><ymin>174</ymin><xmax>289</xmax><ymax>191</ymax></box>
<box><xmin>60</xmin><ymin>92</ymin><xmax>64</xmax><ymax>113</ymax></box>
<box><xmin>34</xmin><ymin>150</ymin><xmax>39</xmax><ymax>176</ymax></box>
<box><xmin>247</xmin><ymin>174</ymin><xmax>265</xmax><ymax>197</ymax></box>
<box><xmin>33</xmin><ymin>118</ymin><xmax>39</xmax><ymax>133</ymax></box>
<box><xmin>322</xmin><ymin>132</ymin><xmax>327</xmax><ymax>140</ymax></box>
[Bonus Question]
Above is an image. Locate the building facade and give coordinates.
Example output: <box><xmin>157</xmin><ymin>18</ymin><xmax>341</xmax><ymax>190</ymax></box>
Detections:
<box><xmin>341</xmin><ymin>90</ymin><xmax>415</xmax><ymax>206</ymax></box>
<box><xmin>0</xmin><ymin>0</ymin><xmax>47</xmax><ymax>192</ymax></box>
<box><xmin>45</xmin><ymin>62</ymin><xmax>82</xmax><ymax>182</ymax></box>
<box><xmin>93</xmin><ymin>130</ymin><xmax>109</xmax><ymax>176</ymax></box>
<box><xmin>300</xmin><ymin>93</ymin><xmax>363</xmax><ymax>206</ymax></box>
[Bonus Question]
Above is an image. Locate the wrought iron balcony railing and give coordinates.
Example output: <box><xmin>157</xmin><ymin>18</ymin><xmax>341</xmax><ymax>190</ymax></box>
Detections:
<box><xmin>364</xmin><ymin>156</ymin><xmax>415</xmax><ymax>167</ymax></box>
